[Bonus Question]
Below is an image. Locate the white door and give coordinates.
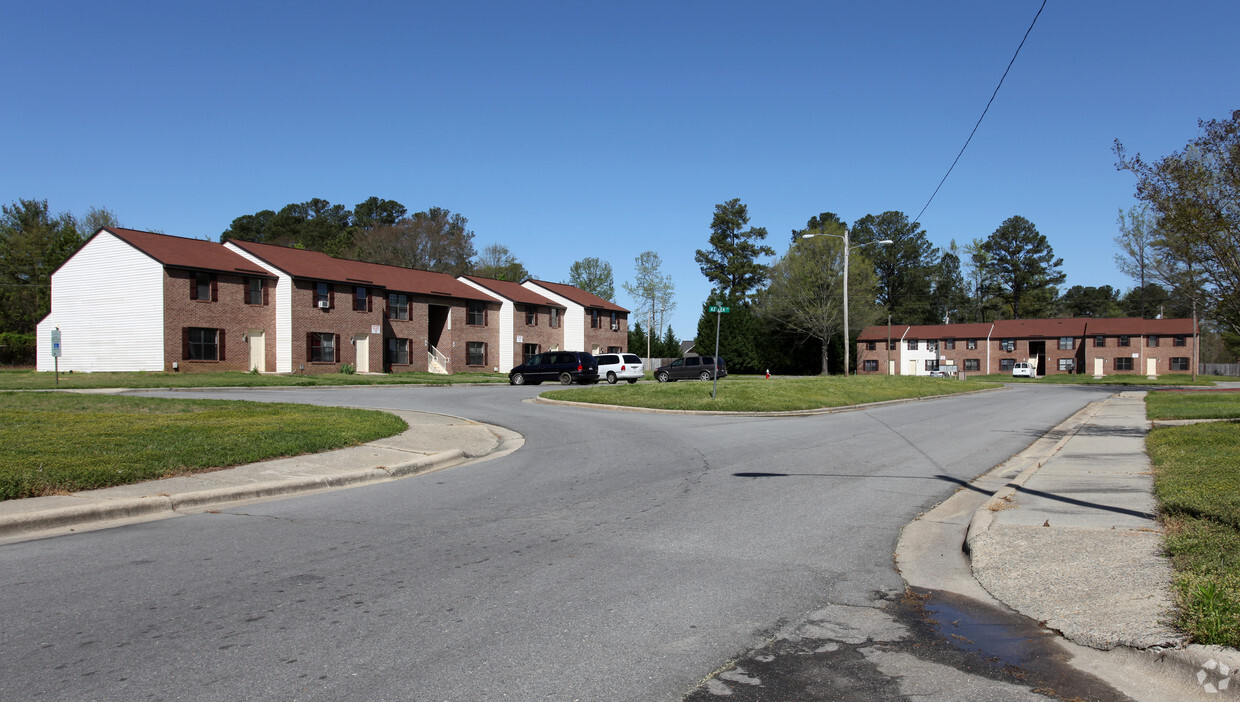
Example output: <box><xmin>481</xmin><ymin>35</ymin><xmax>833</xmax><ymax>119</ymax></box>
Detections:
<box><xmin>1093</xmin><ymin>357</ymin><xmax>1104</xmax><ymax>377</ymax></box>
<box><xmin>1147</xmin><ymin>357</ymin><xmax>1157</xmax><ymax>377</ymax></box>
<box><xmin>353</xmin><ymin>334</ymin><xmax>369</xmax><ymax>373</ymax></box>
<box><xmin>248</xmin><ymin>330</ymin><xmax>265</xmax><ymax>372</ymax></box>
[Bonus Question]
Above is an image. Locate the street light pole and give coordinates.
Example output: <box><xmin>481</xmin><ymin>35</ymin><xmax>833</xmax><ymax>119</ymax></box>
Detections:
<box><xmin>800</xmin><ymin>229</ymin><xmax>892</xmax><ymax>376</ymax></box>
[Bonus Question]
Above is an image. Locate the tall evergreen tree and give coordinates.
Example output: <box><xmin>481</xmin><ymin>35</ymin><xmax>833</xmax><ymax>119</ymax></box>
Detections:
<box><xmin>694</xmin><ymin>198</ymin><xmax>774</xmax><ymax>302</ymax></box>
<box><xmin>980</xmin><ymin>215</ymin><xmax>1066</xmax><ymax>318</ymax></box>
<box><xmin>850</xmin><ymin>211</ymin><xmax>938</xmax><ymax>324</ymax></box>
<box><xmin>0</xmin><ymin>199</ymin><xmax>84</xmax><ymax>333</ymax></box>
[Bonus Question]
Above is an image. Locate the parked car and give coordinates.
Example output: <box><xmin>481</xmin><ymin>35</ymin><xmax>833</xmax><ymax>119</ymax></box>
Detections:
<box><xmin>1012</xmin><ymin>362</ymin><xmax>1036</xmax><ymax>378</ymax></box>
<box><xmin>595</xmin><ymin>353</ymin><xmax>644</xmax><ymax>384</ymax></box>
<box><xmin>509</xmin><ymin>351</ymin><xmax>599</xmax><ymax>385</ymax></box>
<box><xmin>654</xmin><ymin>356</ymin><xmax>727</xmax><ymax>382</ymax></box>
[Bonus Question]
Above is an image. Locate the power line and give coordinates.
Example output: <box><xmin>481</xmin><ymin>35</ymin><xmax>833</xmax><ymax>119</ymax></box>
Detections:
<box><xmin>911</xmin><ymin>0</ymin><xmax>1048</xmax><ymax>227</ymax></box>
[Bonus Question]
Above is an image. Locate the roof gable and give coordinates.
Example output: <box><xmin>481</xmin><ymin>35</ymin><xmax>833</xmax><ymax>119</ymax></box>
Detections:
<box><xmin>460</xmin><ymin>275</ymin><xmax>564</xmax><ymax>308</ymax></box>
<box><xmin>105</xmin><ymin>228</ymin><xmax>273</xmax><ymax>277</ymax></box>
<box><xmin>525</xmin><ymin>279</ymin><xmax>628</xmax><ymax>313</ymax></box>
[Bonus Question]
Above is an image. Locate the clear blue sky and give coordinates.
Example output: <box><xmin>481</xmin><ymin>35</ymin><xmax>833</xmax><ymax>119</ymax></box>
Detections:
<box><xmin>4</xmin><ymin>1</ymin><xmax>1237</xmax><ymax>340</ymax></box>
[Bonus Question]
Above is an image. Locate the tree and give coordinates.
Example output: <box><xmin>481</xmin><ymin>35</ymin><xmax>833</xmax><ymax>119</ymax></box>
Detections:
<box><xmin>929</xmin><ymin>241</ymin><xmax>969</xmax><ymax>324</ymax></box>
<box><xmin>352</xmin><ymin>197</ymin><xmax>407</xmax><ymax>230</ymax></box>
<box><xmin>621</xmin><ymin>251</ymin><xmax>676</xmax><ymax>360</ymax></box>
<box><xmin>351</xmin><ymin>207</ymin><xmax>476</xmax><ymax>275</ymax></box>
<box><xmin>567</xmin><ymin>257</ymin><xmax>615</xmax><ymax>301</ymax></box>
<box><xmin>0</xmin><ymin>199</ymin><xmax>84</xmax><ymax>333</ymax></box>
<box><xmin>657</xmin><ymin>324</ymin><xmax>679</xmax><ymax>358</ymax></box>
<box><xmin>850</xmin><ymin>211</ymin><xmax>938</xmax><ymax>324</ymax></box>
<box><xmin>1120</xmin><ymin>283</ymin><xmax>1173</xmax><ymax>319</ymax></box>
<box><xmin>1058</xmin><ymin>285</ymin><xmax>1122</xmax><ymax>318</ymax></box>
<box><xmin>1116</xmin><ymin>109</ymin><xmax>1240</xmax><ymax>334</ymax></box>
<box><xmin>473</xmin><ymin>243</ymin><xmax>530</xmax><ymax>281</ymax></box>
<box><xmin>695</xmin><ymin>300</ymin><xmax>765</xmax><ymax>373</ymax></box>
<box><xmin>759</xmin><ymin>220</ymin><xmax>880</xmax><ymax>374</ymax></box>
<box><xmin>79</xmin><ymin>206</ymin><xmax>120</xmax><ymax>234</ymax></box>
<box><xmin>980</xmin><ymin>216</ymin><xmax>1065</xmax><ymax>319</ymax></box>
<box><xmin>628</xmin><ymin>321</ymin><xmax>650</xmax><ymax>360</ymax></box>
<box><xmin>694</xmin><ymin>198</ymin><xmax>774</xmax><ymax>302</ymax></box>
<box><xmin>1113</xmin><ymin>206</ymin><xmax>1158</xmax><ymax>317</ymax></box>
<box><xmin>221</xmin><ymin>197</ymin><xmax>353</xmax><ymax>255</ymax></box>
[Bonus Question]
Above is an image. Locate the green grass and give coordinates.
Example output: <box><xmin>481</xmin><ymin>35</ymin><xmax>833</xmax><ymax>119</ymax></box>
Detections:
<box><xmin>0</xmin><ymin>392</ymin><xmax>408</xmax><ymax>501</ymax></box>
<box><xmin>1146</xmin><ymin>389</ymin><xmax>1240</xmax><ymax>420</ymax></box>
<box><xmin>541</xmin><ymin>374</ymin><xmax>995</xmax><ymax>412</ymax></box>
<box><xmin>1148</xmin><ymin>415</ymin><xmax>1240</xmax><ymax>646</ymax></box>
<box><xmin>0</xmin><ymin>368</ymin><xmax>507</xmax><ymax>390</ymax></box>
<box><xmin>968</xmin><ymin>372</ymin><xmax>1215</xmax><ymax>386</ymax></box>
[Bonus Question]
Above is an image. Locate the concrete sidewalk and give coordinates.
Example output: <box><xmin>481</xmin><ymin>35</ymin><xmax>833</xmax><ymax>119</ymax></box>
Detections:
<box><xmin>0</xmin><ymin>409</ymin><xmax>522</xmax><ymax>541</ymax></box>
<box><xmin>901</xmin><ymin>390</ymin><xmax>1240</xmax><ymax>700</ymax></box>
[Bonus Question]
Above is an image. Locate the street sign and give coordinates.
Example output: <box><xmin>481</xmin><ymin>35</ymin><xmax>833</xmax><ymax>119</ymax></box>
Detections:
<box><xmin>51</xmin><ymin>329</ymin><xmax>62</xmax><ymax>358</ymax></box>
<box><xmin>708</xmin><ymin>306</ymin><xmax>731</xmax><ymax>313</ymax></box>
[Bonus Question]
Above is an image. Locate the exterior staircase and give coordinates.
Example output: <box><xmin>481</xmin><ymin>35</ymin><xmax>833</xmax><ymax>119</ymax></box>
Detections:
<box><xmin>428</xmin><ymin>345</ymin><xmax>450</xmax><ymax>375</ymax></box>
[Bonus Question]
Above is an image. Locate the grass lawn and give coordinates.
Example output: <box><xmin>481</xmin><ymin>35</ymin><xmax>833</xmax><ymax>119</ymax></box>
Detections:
<box><xmin>0</xmin><ymin>368</ymin><xmax>507</xmax><ymax>390</ymax></box>
<box><xmin>968</xmin><ymin>373</ymin><xmax>1216</xmax><ymax>386</ymax></box>
<box><xmin>1146</xmin><ymin>388</ymin><xmax>1240</xmax><ymax>420</ymax></box>
<box><xmin>0</xmin><ymin>392</ymin><xmax>408</xmax><ymax>501</ymax></box>
<box><xmin>1145</xmin><ymin>388</ymin><xmax>1240</xmax><ymax>646</ymax></box>
<box><xmin>541</xmin><ymin>374</ymin><xmax>995</xmax><ymax>412</ymax></box>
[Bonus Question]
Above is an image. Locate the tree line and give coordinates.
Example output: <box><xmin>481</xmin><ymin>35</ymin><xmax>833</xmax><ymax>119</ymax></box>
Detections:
<box><xmin>688</xmin><ymin>109</ymin><xmax>1240</xmax><ymax>373</ymax></box>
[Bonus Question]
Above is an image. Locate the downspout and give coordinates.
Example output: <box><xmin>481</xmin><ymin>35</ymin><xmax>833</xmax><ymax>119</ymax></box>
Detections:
<box><xmin>986</xmin><ymin>323</ymin><xmax>994</xmax><ymax>374</ymax></box>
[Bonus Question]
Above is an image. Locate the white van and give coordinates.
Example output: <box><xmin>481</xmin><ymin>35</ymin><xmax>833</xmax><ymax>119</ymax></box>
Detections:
<box><xmin>1012</xmin><ymin>362</ymin><xmax>1035</xmax><ymax>378</ymax></box>
<box><xmin>595</xmin><ymin>353</ymin><xmax>644</xmax><ymax>384</ymax></box>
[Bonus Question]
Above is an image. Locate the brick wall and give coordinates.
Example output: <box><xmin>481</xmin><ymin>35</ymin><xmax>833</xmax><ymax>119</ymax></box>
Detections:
<box><xmin>512</xmin><ymin>303</ymin><xmax>565</xmax><ymax>362</ymax></box>
<box><xmin>583</xmin><ymin>310</ymin><xmax>628</xmax><ymax>354</ymax></box>
<box><xmin>163</xmin><ymin>269</ymin><xmax>276</xmax><ymax>372</ymax></box>
<box><xmin>288</xmin><ymin>280</ymin><xmax>384</xmax><ymax>374</ymax></box>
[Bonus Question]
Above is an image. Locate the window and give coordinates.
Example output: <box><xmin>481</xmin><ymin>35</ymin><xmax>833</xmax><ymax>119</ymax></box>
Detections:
<box><xmin>889</xmin><ymin>340</ymin><xmax>898</xmax><ymax>350</ymax></box>
<box><xmin>1148</xmin><ymin>335</ymin><xmax>1159</xmax><ymax>347</ymax></box>
<box><xmin>999</xmin><ymin>358</ymin><xmax>1015</xmax><ymax>371</ymax></box>
<box><xmin>388</xmin><ymin>338</ymin><xmax>410</xmax><ymax>365</ymax></box>
<box><xmin>926</xmin><ymin>340</ymin><xmax>938</xmax><ymax>352</ymax></box>
<box><xmin>964</xmin><ymin>359</ymin><xmax>980</xmax><ymax>372</ymax></box>
<box><xmin>526</xmin><ymin>306</ymin><xmax>537</xmax><ymax>326</ymax></box>
<box><xmin>1058</xmin><ymin>358</ymin><xmax>1075</xmax><ymax>371</ymax></box>
<box><xmin>1114</xmin><ymin>357</ymin><xmax>1133</xmax><ymax>371</ymax></box>
<box><xmin>866</xmin><ymin>341</ymin><xmax>876</xmax><ymax>351</ymax></box>
<box><xmin>353</xmin><ymin>286</ymin><xmax>369</xmax><ymax>311</ymax></box>
<box><xmin>191</xmin><ymin>272</ymin><xmax>216</xmax><ymax>301</ymax></box>
<box><xmin>523</xmin><ymin>343</ymin><xmax>539</xmax><ymax>363</ymax></box>
<box><xmin>967</xmin><ymin>339</ymin><xmax>977</xmax><ymax>350</ymax></box>
<box><xmin>1000</xmin><ymin>339</ymin><xmax>1015</xmax><ymax>352</ymax></box>
<box><xmin>907</xmin><ymin>339</ymin><xmax>918</xmax><ymax>351</ymax></box>
<box><xmin>308</xmin><ymin>332</ymin><xmax>336</xmax><ymax>363</ymax></box>
<box><xmin>549</xmin><ymin>308</ymin><xmax>560</xmax><ymax>328</ymax></box>
<box><xmin>590</xmin><ymin>309</ymin><xmax>601</xmax><ymax>329</ymax></box>
<box><xmin>943</xmin><ymin>339</ymin><xmax>955</xmax><ymax>350</ymax></box>
<box><xmin>610</xmin><ymin>311</ymin><xmax>619</xmax><ymax>331</ymax></box>
<box><xmin>1174</xmin><ymin>336</ymin><xmax>1187</xmax><ymax>347</ymax></box>
<box><xmin>1094</xmin><ymin>335</ymin><xmax>1106</xmax><ymax>347</ymax></box>
<box><xmin>1119</xmin><ymin>335</ymin><xmax>1130</xmax><ymax>347</ymax></box>
<box><xmin>467</xmin><ymin>301</ymin><xmax>486</xmax><ymax>326</ymax></box>
<box><xmin>315</xmin><ymin>282</ymin><xmax>331</xmax><ymax>308</ymax></box>
<box><xmin>863</xmin><ymin>359</ymin><xmax>878</xmax><ymax>372</ymax></box>
<box><xmin>388</xmin><ymin>293</ymin><xmax>409</xmax><ymax>320</ymax></box>
<box><xmin>185</xmin><ymin>327</ymin><xmax>221</xmax><ymax>361</ymax></box>
<box><xmin>609</xmin><ymin>346</ymin><xmax>623</xmax><ymax>353</ymax></box>
<box><xmin>466</xmin><ymin>341</ymin><xmax>486</xmax><ymax>366</ymax></box>
<box><xmin>246</xmin><ymin>277</ymin><xmax>264</xmax><ymax>305</ymax></box>
<box><xmin>1171</xmin><ymin>357</ymin><xmax>1190</xmax><ymax>371</ymax></box>
<box><xmin>924</xmin><ymin>359</ymin><xmax>939</xmax><ymax>371</ymax></box>
<box><xmin>1058</xmin><ymin>337</ymin><xmax>1073</xmax><ymax>350</ymax></box>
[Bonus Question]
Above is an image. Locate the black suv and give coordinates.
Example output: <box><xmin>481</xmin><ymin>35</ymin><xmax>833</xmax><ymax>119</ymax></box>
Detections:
<box><xmin>509</xmin><ymin>351</ymin><xmax>599</xmax><ymax>385</ymax></box>
<box><xmin>653</xmin><ymin>356</ymin><xmax>727</xmax><ymax>382</ymax></box>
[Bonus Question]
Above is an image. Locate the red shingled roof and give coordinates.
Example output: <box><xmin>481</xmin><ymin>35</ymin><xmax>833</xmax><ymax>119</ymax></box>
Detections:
<box><xmin>1085</xmin><ymin>317</ymin><xmax>1196</xmax><ymax>335</ymax></box>
<box><xmin>106</xmin><ymin>228</ymin><xmax>273</xmax><ymax>277</ymax></box>
<box><xmin>461</xmin><ymin>275</ymin><xmax>564</xmax><ymax>308</ymax></box>
<box><xmin>903</xmin><ymin>322</ymin><xmax>997</xmax><ymax>340</ymax></box>
<box><xmin>992</xmin><ymin>318</ymin><xmax>1089</xmax><ymax>338</ymax></box>
<box><xmin>525</xmin><ymin>279</ymin><xmax>628</xmax><ymax>313</ymax></box>
<box><xmin>229</xmin><ymin>241</ymin><xmax>492</xmax><ymax>302</ymax></box>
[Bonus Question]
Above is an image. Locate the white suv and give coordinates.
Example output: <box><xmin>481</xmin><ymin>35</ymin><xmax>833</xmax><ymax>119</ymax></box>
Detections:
<box><xmin>1011</xmin><ymin>362</ymin><xmax>1035</xmax><ymax>378</ymax></box>
<box><xmin>595</xmin><ymin>353</ymin><xmax>644</xmax><ymax>384</ymax></box>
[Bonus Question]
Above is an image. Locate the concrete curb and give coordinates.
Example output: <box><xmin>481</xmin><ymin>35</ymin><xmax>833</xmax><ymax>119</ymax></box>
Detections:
<box><xmin>530</xmin><ymin>383</ymin><xmax>1006</xmax><ymax>416</ymax></box>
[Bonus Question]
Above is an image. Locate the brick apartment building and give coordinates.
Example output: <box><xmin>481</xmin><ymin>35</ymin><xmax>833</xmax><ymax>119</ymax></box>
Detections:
<box><xmin>36</xmin><ymin>228</ymin><xmax>627</xmax><ymax>374</ymax></box>
<box><xmin>856</xmin><ymin>318</ymin><xmax>1197</xmax><ymax>378</ymax></box>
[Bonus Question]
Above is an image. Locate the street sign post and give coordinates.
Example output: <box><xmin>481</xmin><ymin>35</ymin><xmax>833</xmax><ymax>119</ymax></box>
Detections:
<box><xmin>707</xmin><ymin>306</ymin><xmax>730</xmax><ymax>314</ymax></box>
<box><xmin>711</xmin><ymin>303</ymin><xmax>728</xmax><ymax>399</ymax></box>
<box><xmin>51</xmin><ymin>328</ymin><xmax>62</xmax><ymax>387</ymax></box>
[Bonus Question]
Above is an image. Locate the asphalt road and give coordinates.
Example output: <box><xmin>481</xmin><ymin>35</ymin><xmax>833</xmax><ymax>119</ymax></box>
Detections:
<box><xmin>0</xmin><ymin>382</ymin><xmax>1118</xmax><ymax>701</ymax></box>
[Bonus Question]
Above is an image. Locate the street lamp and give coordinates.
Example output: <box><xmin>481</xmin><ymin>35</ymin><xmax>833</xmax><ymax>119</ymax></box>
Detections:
<box><xmin>800</xmin><ymin>229</ymin><xmax>892</xmax><ymax>375</ymax></box>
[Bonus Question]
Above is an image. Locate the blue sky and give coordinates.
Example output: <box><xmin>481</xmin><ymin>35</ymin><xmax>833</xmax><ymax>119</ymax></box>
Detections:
<box><xmin>4</xmin><ymin>1</ymin><xmax>1237</xmax><ymax>340</ymax></box>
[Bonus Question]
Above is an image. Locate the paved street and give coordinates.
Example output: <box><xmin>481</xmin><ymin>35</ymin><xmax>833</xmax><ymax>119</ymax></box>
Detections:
<box><xmin>0</xmin><ymin>382</ymin><xmax>1119</xmax><ymax>700</ymax></box>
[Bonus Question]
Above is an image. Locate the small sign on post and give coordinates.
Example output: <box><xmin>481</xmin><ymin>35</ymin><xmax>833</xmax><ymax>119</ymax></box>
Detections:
<box><xmin>51</xmin><ymin>328</ymin><xmax>62</xmax><ymax>387</ymax></box>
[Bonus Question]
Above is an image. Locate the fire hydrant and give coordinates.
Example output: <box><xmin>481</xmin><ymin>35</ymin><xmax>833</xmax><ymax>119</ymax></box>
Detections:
<box><xmin>765</xmin><ymin>369</ymin><xmax>770</xmax><ymax>379</ymax></box>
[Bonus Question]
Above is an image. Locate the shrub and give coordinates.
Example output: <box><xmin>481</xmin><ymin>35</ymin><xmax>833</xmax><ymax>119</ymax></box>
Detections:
<box><xmin>339</xmin><ymin>363</ymin><xmax>356</xmax><ymax>375</ymax></box>
<box><xmin>0</xmin><ymin>333</ymin><xmax>36</xmax><ymax>366</ymax></box>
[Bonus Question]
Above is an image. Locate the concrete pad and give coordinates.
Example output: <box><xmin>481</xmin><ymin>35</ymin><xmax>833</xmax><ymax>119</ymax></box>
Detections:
<box><xmin>970</xmin><ymin>524</ymin><xmax>1184</xmax><ymax>651</ymax></box>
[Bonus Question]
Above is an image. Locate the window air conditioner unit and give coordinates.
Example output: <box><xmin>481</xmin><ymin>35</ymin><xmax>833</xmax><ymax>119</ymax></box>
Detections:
<box><xmin>317</xmin><ymin>300</ymin><xmax>330</xmax><ymax>309</ymax></box>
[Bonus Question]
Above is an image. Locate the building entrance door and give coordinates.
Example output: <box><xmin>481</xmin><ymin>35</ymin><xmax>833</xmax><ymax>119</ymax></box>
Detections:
<box><xmin>353</xmin><ymin>334</ymin><xmax>369</xmax><ymax>373</ymax></box>
<box><xmin>248</xmin><ymin>330</ymin><xmax>265</xmax><ymax>372</ymax></box>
